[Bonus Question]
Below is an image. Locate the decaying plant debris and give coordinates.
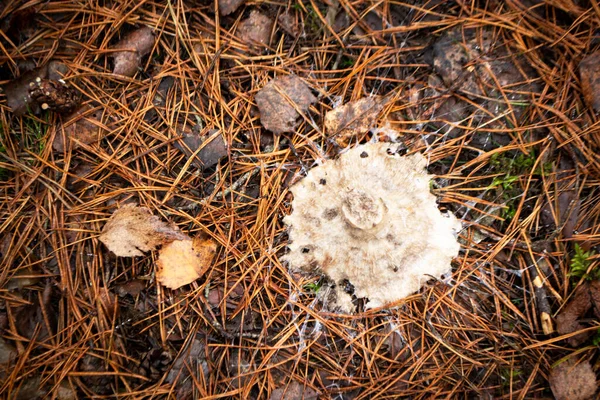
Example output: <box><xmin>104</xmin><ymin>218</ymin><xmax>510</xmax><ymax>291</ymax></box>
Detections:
<box><xmin>325</xmin><ymin>96</ymin><xmax>386</xmax><ymax>145</ymax></box>
<box><xmin>1</xmin><ymin>1</ymin><xmax>600</xmax><ymax>398</ymax></box>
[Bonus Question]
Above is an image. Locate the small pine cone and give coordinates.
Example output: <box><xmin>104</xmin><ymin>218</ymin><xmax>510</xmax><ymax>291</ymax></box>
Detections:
<box><xmin>28</xmin><ymin>77</ymin><xmax>81</xmax><ymax>113</ymax></box>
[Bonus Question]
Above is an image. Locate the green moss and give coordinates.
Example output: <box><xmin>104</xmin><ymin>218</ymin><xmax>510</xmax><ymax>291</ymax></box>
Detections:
<box><xmin>569</xmin><ymin>243</ymin><xmax>597</xmax><ymax>282</ymax></box>
<box><xmin>23</xmin><ymin>110</ymin><xmax>50</xmax><ymax>155</ymax></box>
<box><xmin>489</xmin><ymin>150</ymin><xmax>550</xmax><ymax>223</ymax></box>
<box><xmin>304</xmin><ymin>278</ymin><xmax>323</xmax><ymax>294</ymax></box>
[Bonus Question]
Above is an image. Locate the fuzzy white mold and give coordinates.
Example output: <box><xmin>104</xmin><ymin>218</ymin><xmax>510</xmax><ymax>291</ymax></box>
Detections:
<box><xmin>282</xmin><ymin>142</ymin><xmax>462</xmax><ymax>312</ymax></box>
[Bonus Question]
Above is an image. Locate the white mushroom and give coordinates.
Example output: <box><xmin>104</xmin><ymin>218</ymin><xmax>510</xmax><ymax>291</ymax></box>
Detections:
<box><xmin>282</xmin><ymin>142</ymin><xmax>462</xmax><ymax>312</ymax></box>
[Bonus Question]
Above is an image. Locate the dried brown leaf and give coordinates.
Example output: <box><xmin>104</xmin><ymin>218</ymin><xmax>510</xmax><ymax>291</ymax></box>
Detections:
<box><xmin>269</xmin><ymin>380</ymin><xmax>320</xmax><ymax>400</ymax></box>
<box><xmin>237</xmin><ymin>11</ymin><xmax>273</xmax><ymax>47</ymax></box>
<box><xmin>166</xmin><ymin>338</ymin><xmax>209</xmax><ymax>398</ymax></box>
<box><xmin>207</xmin><ymin>283</ymin><xmax>245</xmax><ymax>309</ymax></box>
<box><xmin>278</xmin><ymin>13</ymin><xmax>299</xmax><ymax>36</ymax></box>
<box><xmin>324</xmin><ymin>96</ymin><xmax>385</xmax><ymax>146</ymax></box>
<box><xmin>589</xmin><ymin>280</ymin><xmax>600</xmax><ymax>319</ymax></box>
<box><xmin>111</xmin><ymin>27</ymin><xmax>155</xmax><ymax>77</ymax></box>
<box><xmin>579</xmin><ymin>51</ymin><xmax>600</xmax><ymax>113</ymax></box>
<box><xmin>115</xmin><ymin>279</ymin><xmax>146</xmax><ymax>297</ymax></box>
<box><xmin>0</xmin><ymin>337</ymin><xmax>16</xmax><ymax>364</ymax></box>
<box><xmin>174</xmin><ymin>128</ymin><xmax>228</xmax><ymax>168</ymax></box>
<box><xmin>256</xmin><ymin>75</ymin><xmax>316</xmax><ymax>134</ymax></box>
<box><xmin>156</xmin><ymin>235</ymin><xmax>218</xmax><ymax>289</ymax></box>
<box><xmin>53</xmin><ymin>105</ymin><xmax>104</xmax><ymax>152</ymax></box>
<box><xmin>555</xmin><ymin>283</ymin><xmax>594</xmax><ymax>346</ymax></box>
<box><xmin>550</xmin><ymin>357</ymin><xmax>597</xmax><ymax>400</ymax></box>
<box><xmin>99</xmin><ymin>204</ymin><xmax>186</xmax><ymax>257</ymax></box>
<box><xmin>432</xmin><ymin>28</ymin><xmax>538</xmax><ymax>127</ymax></box>
<box><xmin>219</xmin><ymin>0</ymin><xmax>245</xmax><ymax>16</ymax></box>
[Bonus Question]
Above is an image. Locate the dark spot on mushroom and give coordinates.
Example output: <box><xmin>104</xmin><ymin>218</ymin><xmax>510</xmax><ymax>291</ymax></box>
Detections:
<box><xmin>319</xmin><ymin>178</ymin><xmax>327</xmax><ymax>185</ymax></box>
<box><xmin>340</xmin><ymin>279</ymin><xmax>355</xmax><ymax>294</ymax></box>
<box><xmin>322</xmin><ymin>208</ymin><xmax>338</xmax><ymax>220</ymax></box>
<box><xmin>386</xmin><ymin>233</ymin><xmax>401</xmax><ymax>246</ymax></box>
<box><xmin>360</xmin><ymin>151</ymin><xmax>368</xmax><ymax>158</ymax></box>
<box><xmin>386</xmin><ymin>147</ymin><xmax>408</xmax><ymax>156</ymax></box>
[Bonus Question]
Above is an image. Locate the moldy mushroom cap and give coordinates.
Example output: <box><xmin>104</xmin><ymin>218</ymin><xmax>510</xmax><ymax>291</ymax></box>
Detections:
<box><xmin>282</xmin><ymin>142</ymin><xmax>462</xmax><ymax>312</ymax></box>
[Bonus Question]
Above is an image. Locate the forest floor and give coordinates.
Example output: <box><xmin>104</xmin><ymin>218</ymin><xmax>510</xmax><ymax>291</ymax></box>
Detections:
<box><xmin>0</xmin><ymin>0</ymin><xmax>600</xmax><ymax>399</ymax></box>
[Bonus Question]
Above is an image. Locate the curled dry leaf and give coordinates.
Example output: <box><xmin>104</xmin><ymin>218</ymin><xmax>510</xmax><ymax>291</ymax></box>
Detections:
<box><xmin>156</xmin><ymin>234</ymin><xmax>218</xmax><ymax>289</ymax></box>
<box><xmin>278</xmin><ymin>13</ymin><xmax>299</xmax><ymax>37</ymax></box>
<box><xmin>166</xmin><ymin>338</ymin><xmax>209</xmax><ymax>398</ymax></box>
<box><xmin>555</xmin><ymin>280</ymin><xmax>600</xmax><ymax>346</ymax></box>
<box><xmin>28</xmin><ymin>78</ymin><xmax>80</xmax><ymax>113</ymax></box>
<box><xmin>324</xmin><ymin>96</ymin><xmax>385</xmax><ymax>146</ymax></box>
<box><xmin>115</xmin><ymin>279</ymin><xmax>146</xmax><ymax>297</ymax></box>
<box><xmin>99</xmin><ymin>204</ymin><xmax>186</xmax><ymax>257</ymax></box>
<box><xmin>53</xmin><ymin>105</ymin><xmax>105</xmax><ymax>152</ymax></box>
<box><xmin>111</xmin><ymin>26</ymin><xmax>155</xmax><ymax>77</ymax></box>
<box><xmin>579</xmin><ymin>51</ymin><xmax>600</xmax><ymax>113</ymax></box>
<box><xmin>237</xmin><ymin>10</ymin><xmax>273</xmax><ymax>48</ymax></box>
<box><xmin>0</xmin><ymin>337</ymin><xmax>16</xmax><ymax>364</ymax></box>
<box><xmin>550</xmin><ymin>357</ymin><xmax>597</xmax><ymax>400</ymax></box>
<box><xmin>269</xmin><ymin>380</ymin><xmax>320</xmax><ymax>400</ymax></box>
<box><xmin>219</xmin><ymin>0</ymin><xmax>245</xmax><ymax>16</ymax></box>
<box><xmin>255</xmin><ymin>75</ymin><xmax>316</xmax><ymax>134</ymax></box>
<box><xmin>174</xmin><ymin>127</ymin><xmax>228</xmax><ymax>168</ymax></box>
